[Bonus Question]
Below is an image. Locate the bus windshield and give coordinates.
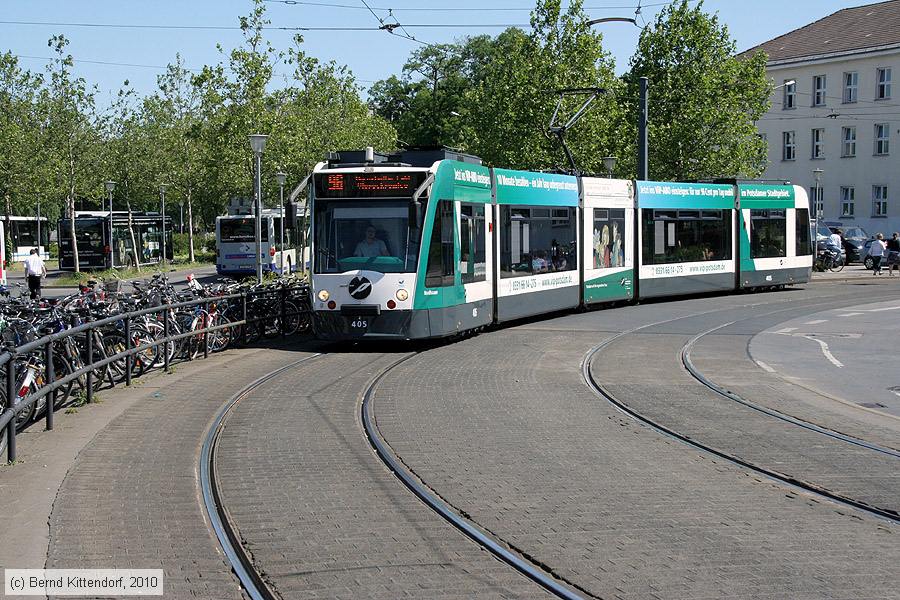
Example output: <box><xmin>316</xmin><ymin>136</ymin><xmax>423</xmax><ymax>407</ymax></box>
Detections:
<box><xmin>314</xmin><ymin>200</ymin><xmax>419</xmax><ymax>274</ymax></box>
<box><xmin>220</xmin><ymin>218</ymin><xmax>268</xmax><ymax>243</ymax></box>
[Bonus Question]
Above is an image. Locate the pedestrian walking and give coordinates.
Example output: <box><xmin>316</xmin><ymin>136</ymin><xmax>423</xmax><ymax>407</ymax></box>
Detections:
<box><xmin>886</xmin><ymin>232</ymin><xmax>900</xmax><ymax>277</ymax></box>
<box><xmin>869</xmin><ymin>233</ymin><xmax>887</xmax><ymax>276</ymax></box>
<box><xmin>23</xmin><ymin>247</ymin><xmax>47</xmax><ymax>299</ymax></box>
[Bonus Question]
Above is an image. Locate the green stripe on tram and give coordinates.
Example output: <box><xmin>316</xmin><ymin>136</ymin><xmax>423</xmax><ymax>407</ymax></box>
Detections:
<box><xmin>737</xmin><ymin>184</ymin><xmax>795</xmax><ymax>209</ymax></box>
<box><xmin>584</xmin><ymin>269</ymin><xmax>634</xmax><ymax>302</ymax></box>
<box><xmin>494</xmin><ymin>169</ymin><xmax>579</xmax><ymax>206</ymax></box>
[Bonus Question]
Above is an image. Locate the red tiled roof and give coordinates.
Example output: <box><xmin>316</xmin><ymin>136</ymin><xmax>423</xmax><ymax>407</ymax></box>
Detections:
<box><xmin>739</xmin><ymin>0</ymin><xmax>900</xmax><ymax>63</ymax></box>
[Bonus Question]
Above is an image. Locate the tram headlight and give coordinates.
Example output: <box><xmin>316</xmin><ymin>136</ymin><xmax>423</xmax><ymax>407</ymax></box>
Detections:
<box><xmin>317</xmin><ymin>289</ymin><xmax>330</xmax><ymax>302</ymax></box>
<box><xmin>396</xmin><ymin>288</ymin><xmax>409</xmax><ymax>302</ymax></box>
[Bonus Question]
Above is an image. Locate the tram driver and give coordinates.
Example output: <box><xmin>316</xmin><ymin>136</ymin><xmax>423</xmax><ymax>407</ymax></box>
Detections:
<box><xmin>354</xmin><ymin>225</ymin><xmax>390</xmax><ymax>258</ymax></box>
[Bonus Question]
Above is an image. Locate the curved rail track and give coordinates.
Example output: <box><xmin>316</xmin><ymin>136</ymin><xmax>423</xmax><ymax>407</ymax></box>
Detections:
<box><xmin>582</xmin><ymin>294</ymin><xmax>900</xmax><ymax>525</ymax></box>
<box><xmin>200</xmin><ymin>353</ymin><xmax>322</xmax><ymax>600</ymax></box>
<box><xmin>198</xmin><ymin>289</ymin><xmax>900</xmax><ymax>599</ymax></box>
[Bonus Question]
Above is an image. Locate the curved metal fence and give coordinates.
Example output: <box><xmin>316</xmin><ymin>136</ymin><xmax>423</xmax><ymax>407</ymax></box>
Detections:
<box><xmin>0</xmin><ymin>286</ymin><xmax>309</xmax><ymax>464</ymax></box>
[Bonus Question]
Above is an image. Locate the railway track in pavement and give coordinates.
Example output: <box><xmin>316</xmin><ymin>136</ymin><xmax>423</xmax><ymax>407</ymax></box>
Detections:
<box><xmin>583</xmin><ymin>291</ymin><xmax>900</xmax><ymax>525</ymax></box>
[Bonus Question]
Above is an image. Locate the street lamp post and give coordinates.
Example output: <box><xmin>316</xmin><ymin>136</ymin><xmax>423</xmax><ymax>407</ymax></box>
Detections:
<box><xmin>249</xmin><ymin>134</ymin><xmax>268</xmax><ymax>283</ymax></box>
<box><xmin>159</xmin><ymin>184</ymin><xmax>168</xmax><ymax>266</ymax></box>
<box><xmin>602</xmin><ymin>156</ymin><xmax>617</xmax><ymax>179</ymax></box>
<box><xmin>813</xmin><ymin>168</ymin><xmax>824</xmax><ymax>254</ymax></box>
<box><xmin>105</xmin><ymin>181</ymin><xmax>116</xmax><ymax>268</ymax></box>
<box><xmin>276</xmin><ymin>171</ymin><xmax>287</xmax><ymax>273</ymax></box>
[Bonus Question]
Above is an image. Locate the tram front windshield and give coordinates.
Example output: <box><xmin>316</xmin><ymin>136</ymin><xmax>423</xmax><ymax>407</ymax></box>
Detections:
<box><xmin>314</xmin><ymin>200</ymin><xmax>418</xmax><ymax>274</ymax></box>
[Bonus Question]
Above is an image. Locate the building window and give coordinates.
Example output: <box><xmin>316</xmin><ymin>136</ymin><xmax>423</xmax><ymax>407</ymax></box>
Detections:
<box><xmin>877</xmin><ymin>67</ymin><xmax>892</xmax><ymax>99</ymax></box>
<box><xmin>783</xmin><ymin>80</ymin><xmax>796</xmax><ymax>109</ymax></box>
<box><xmin>782</xmin><ymin>131</ymin><xmax>796</xmax><ymax>160</ymax></box>
<box><xmin>873</xmin><ymin>186</ymin><xmax>888</xmax><ymax>217</ymax></box>
<box><xmin>840</xmin><ymin>187</ymin><xmax>855</xmax><ymax>217</ymax></box>
<box><xmin>843</xmin><ymin>71</ymin><xmax>858</xmax><ymax>103</ymax></box>
<box><xmin>812</xmin><ymin>75</ymin><xmax>826</xmax><ymax>106</ymax></box>
<box><xmin>811</xmin><ymin>128</ymin><xmax>825</xmax><ymax>159</ymax></box>
<box><xmin>810</xmin><ymin>186</ymin><xmax>824</xmax><ymax>218</ymax></box>
<box><xmin>841</xmin><ymin>127</ymin><xmax>856</xmax><ymax>157</ymax></box>
<box><xmin>875</xmin><ymin>123</ymin><xmax>890</xmax><ymax>155</ymax></box>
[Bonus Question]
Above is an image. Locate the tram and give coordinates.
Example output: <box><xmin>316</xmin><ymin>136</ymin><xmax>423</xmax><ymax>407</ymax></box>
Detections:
<box><xmin>309</xmin><ymin>149</ymin><xmax>812</xmax><ymax>341</ymax></box>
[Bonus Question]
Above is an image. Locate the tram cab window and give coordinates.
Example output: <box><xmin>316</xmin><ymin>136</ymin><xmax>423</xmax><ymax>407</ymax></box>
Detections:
<box><xmin>459</xmin><ymin>203</ymin><xmax>486</xmax><ymax>284</ymax></box>
<box><xmin>313</xmin><ymin>200</ymin><xmax>419</xmax><ymax>274</ymax></box>
<box><xmin>795</xmin><ymin>208</ymin><xmax>812</xmax><ymax>255</ymax></box>
<box><xmin>749</xmin><ymin>209</ymin><xmax>787</xmax><ymax>258</ymax></box>
<box><xmin>500</xmin><ymin>205</ymin><xmax>576</xmax><ymax>278</ymax></box>
<box><xmin>592</xmin><ymin>209</ymin><xmax>627</xmax><ymax>268</ymax></box>
<box><xmin>642</xmin><ymin>209</ymin><xmax>732</xmax><ymax>264</ymax></box>
<box><xmin>425</xmin><ymin>200</ymin><xmax>456</xmax><ymax>287</ymax></box>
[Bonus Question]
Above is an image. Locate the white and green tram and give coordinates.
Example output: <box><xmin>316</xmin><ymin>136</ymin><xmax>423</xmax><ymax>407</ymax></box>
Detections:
<box><xmin>309</xmin><ymin>149</ymin><xmax>812</xmax><ymax>341</ymax></box>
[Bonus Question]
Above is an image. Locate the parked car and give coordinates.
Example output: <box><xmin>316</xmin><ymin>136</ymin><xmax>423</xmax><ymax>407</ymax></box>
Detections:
<box><xmin>838</xmin><ymin>226</ymin><xmax>869</xmax><ymax>263</ymax></box>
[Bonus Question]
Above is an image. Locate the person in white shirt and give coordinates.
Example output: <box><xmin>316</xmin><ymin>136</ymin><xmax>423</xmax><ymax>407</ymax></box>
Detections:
<box><xmin>353</xmin><ymin>226</ymin><xmax>389</xmax><ymax>258</ymax></box>
<box><xmin>869</xmin><ymin>233</ymin><xmax>886</xmax><ymax>276</ymax></box>
<box><xmin>826</xmin><ymin>230</ymin><xmax>843</xmax><ymax>255</ymax></box>
<box><xmin>24</xmin><ymin>248</ymin><xmax>47</xmax><ymax>299</ymax></box>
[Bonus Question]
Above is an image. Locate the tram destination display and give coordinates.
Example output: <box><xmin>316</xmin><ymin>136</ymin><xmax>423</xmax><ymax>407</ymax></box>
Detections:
<box><xmin>315</xmin><ymin>172</ymin><xmax>427</xmax><ymax>199</ymax></box>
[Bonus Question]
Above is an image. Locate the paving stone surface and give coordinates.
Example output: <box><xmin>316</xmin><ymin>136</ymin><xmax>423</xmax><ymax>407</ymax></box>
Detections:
<box><xmin>371</xmin><ymin>288</ymin><xmax>900</xmax><ymax>599</ymax></box>
<box><xmin>214</xmin><ymin>351</ymin><xmax>548</xmax><ymax>599</ymax></box>
<box><xmin>591</xmin><ymin>293</ymin><xmax>900</xmax><ymax>517</ymax></box>
<box><xmin>689</xmin><ymin>328</ymin><xmax>900</xmax><ymax>452</ymax></box>
<box><xmin>45</xmin><ymin>345</ymin><xmax>316</xmax><ymax>600</ymax></box>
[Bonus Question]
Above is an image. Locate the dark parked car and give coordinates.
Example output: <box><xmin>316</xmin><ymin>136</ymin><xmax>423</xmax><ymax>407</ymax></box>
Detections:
<box><xmin>837</xmin><ymin>226</ymin><xmax>869</xmax><ymax>263</ymax></box>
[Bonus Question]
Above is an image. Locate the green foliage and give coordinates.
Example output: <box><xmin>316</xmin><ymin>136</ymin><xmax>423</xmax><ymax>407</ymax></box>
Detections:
<box><xmin>622</xmin><ymin>0</ymin><xmax>770</xmax><ymax>180</ymax></box>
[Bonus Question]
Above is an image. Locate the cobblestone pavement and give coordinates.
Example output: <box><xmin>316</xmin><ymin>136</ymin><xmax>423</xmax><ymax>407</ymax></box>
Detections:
<box><xmin>372</xmin><ymin>286</ymin><xmax>900</xmax><ymax>599</ymax></box>
<box><xmin>687</xmin><ymin>311</ymin><xmax>900</xmax><ymax>452</ymax></box>
<box><xmin>590</xmin><ymin>292</ymin><xmax>900</xmax><ymax>516</ymax></box>
<box><xmin>44</xmin><ymin>345</ymin><xmax>317</xmax><ymax>600</ymax></box>
<box><xmin>214</xmin><ymin>350</ymin><xmax>550</xmax><ymax>600</ymax></box>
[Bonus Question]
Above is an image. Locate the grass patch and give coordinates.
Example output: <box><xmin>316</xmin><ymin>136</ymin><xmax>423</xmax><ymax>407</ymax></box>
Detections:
<box><xmin>47</xmin><ymin>260</ymin><xmax>214</xmax><ymax>287</ymax></box>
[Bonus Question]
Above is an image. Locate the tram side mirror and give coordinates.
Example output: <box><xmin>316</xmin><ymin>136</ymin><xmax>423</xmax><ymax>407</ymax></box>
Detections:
<box><xmin>285</xmin><ymin>202</ymin><xmax>297</xmax><ymax>229</ymax></box>
<box><xmin>409</xmin><ymin>201</ymin><xmax>421</xmax><ymax>228</ymax></box>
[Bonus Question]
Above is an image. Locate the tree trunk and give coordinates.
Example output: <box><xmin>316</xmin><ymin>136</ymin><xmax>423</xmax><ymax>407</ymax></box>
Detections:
<box><xmin>187</xmin><ymin>188</ymin><xmax>195</xmax><ymax>263</ymax></box>
<box><xmin>68</xmin><ymin>195</ymin><xmax>79</xmax><ymax>273</ymax></box>
<box><xmin>126</xmin><ymin>200</ymin><xmax>141</xmax><ymax>272</ymax></box>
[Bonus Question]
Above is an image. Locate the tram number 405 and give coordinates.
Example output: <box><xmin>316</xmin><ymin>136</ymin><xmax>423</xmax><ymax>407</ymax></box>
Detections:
<box><xmin>349</xmin><ymin>317</ymin><xmax>369</xmax><ymax>333</ymax></box>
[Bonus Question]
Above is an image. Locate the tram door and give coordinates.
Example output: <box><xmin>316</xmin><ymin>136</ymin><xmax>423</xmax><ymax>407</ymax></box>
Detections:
<box><xmin>458</xmin><ymin>201</ymin><xmax>493</xmax><ymax>329</ymax></box>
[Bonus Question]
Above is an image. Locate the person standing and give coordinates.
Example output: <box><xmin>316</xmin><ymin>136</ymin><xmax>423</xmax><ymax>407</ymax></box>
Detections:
<box><xmin>869</xmin><ymin>233</ymin><xmax>886</xmax><ymax>276</ymax></box>
<box><xmin>24</xmin><ymin>247</ymin><xmax>47</xmax><ymax>299</ymax></box>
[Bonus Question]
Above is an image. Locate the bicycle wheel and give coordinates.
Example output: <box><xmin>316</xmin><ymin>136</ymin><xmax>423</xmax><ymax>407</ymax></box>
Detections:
<box><xmin>829</xmin><ymin>255</ymin><xmax>845</xmax><ymax>272</ymax></box>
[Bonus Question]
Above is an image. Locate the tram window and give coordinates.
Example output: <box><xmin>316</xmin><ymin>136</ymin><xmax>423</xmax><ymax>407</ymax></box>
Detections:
<box><xmin>592</xmin><ymin>208</ymin><xmax>627</xmax><ymax>268</ymax></box>
<box><xmin>750</xmin><ymin>209</ymin><xmax>787</xmax><ymax>258</ymax></box>
<box><xmin>500</xmin><ymin>205</ymin><xmax>576</xmax><ymax>278</ymax></box>
<box><xmin>425</xmin><ymin>200</ymin><xmax>456</xmax><ymax>287</ymax></box>
<box><xmin>642</xmin><ymin>209</ymin><xmax>732</xmax><ymax>264</ymax></box>
<box><xmin>795</xmin><ymin>208</ymin><xmax>812</xmax><ymax>255</ymax></box>
<box><xmin>459</xmin><ymin>203</ymin><xmax>486</xmax><ymax>284</ymax></box>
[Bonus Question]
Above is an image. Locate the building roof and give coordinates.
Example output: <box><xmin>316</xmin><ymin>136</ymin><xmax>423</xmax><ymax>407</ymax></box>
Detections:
<box><xmin>739</xmin><ymin>0</ymin><xmax>900</xmax><ymax>63</ymax></box>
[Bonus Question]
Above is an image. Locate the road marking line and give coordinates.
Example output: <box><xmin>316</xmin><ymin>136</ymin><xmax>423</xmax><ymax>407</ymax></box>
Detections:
<box><xmin>838</xmin><ymin>312</ymin><xmax>864</xmax><ymax>317</ymax></box>
<box><xmin>864</xmin><ymin>305</ymin><xmax>900</xmax><ymax>312</ymax></box>
<box><xmin>804</xmin><ymin>319</ymin><xmax>828</xmax><ymax>325</ymax></box>
<box><xmin>772</xmin><ymin>327</ymin><xmax>798</xmax><ymax>335</ymax></box>
<box><xmin>756</xmin><ymin>360</ymin><xmax>776</xmax><ymax>373</ymax></box>
<box><xmin>801</xmin><ymin>334</ymin><xmax>843</xmax><ymax>368</ymax></box>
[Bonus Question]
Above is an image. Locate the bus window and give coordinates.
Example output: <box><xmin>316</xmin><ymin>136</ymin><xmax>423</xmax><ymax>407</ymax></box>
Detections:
<box><xmin>220</xmin><ymin>218</ymin><xmax>268</xmax><ymax>243</ymax></box>
<box><xmin>642</xmin><ymin>209</ymin><xmax>732</xmax><ymax>264</ymax></box>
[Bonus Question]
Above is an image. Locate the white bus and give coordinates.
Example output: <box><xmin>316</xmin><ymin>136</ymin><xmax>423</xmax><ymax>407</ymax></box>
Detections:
<box><xmin>4</xmin><ymin>216</ymin><xmax>50</xmax><ymax>261</ymax></box>
<box><xmin>216</xmin><ymin>209</ymin><xmax>297</xmax><ymax>276</ymax></box>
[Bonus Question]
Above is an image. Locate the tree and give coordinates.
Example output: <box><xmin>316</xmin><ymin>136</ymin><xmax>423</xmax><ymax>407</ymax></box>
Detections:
<box><xmin>622</xmin><ymin>0</ymin><xmax>770</xmax><ymax>181</ymax></box>
<box><xmin>44</xmin><ymin>35</ymin><xmax>103</xmax><ymax>272</ymax></box>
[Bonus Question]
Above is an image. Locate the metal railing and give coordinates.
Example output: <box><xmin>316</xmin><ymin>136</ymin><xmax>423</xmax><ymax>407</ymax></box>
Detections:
<box><xmin>0</xmin><ymin>286</ymin><xmax>309</xmax><ymax>464</ymax></box>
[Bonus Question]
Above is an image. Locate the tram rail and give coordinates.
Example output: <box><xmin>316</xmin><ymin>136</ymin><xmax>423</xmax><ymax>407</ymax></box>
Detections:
<box><xmin>582</xmin><ymin>294</ymin><xmax>900</xmax><ymax>526</ymax></box>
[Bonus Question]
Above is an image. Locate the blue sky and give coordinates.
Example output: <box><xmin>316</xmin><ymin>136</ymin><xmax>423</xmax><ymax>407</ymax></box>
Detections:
<box><xmin>1</xmin><ymin>0</ymin><xmax>875</xmax><ymax>104</ymax></box>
